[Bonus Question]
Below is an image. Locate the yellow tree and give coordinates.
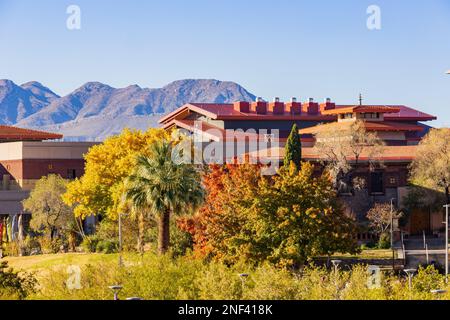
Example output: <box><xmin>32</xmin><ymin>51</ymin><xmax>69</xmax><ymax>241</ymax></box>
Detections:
<box><xmin>63</xmin><ymin>128</ymin><xmax>171</xmax><ymax>219</ymax></box>
<box><xmin>410</xmin><ymin>128</ymin><xmax>450</xmax><ymax>204</ymax></box>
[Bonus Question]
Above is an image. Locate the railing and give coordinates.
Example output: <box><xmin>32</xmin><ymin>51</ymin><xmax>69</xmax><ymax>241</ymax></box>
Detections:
<box><xmin>401</xmin><ymin>231</ymin><xmax>407</xmax><ymax>266</ymax></box>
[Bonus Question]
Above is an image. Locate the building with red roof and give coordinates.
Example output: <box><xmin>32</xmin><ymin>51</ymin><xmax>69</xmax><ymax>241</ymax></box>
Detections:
<box><xmin>0</xmin><ymin>126</ymin><xmax>97</xmax><ymax>242</ymax></box>
<box><xmin>160</xmin><ymin>97</ymin><xmax>439</xmax><ymax>238</ymax></box>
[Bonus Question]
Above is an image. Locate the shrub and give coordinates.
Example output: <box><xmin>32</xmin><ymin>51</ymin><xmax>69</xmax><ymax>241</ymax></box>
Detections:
<box><xmin>378</xmin><ymin>233</ymin><xmax>391</xmax><ymax>249</ymax></box>
<box><xmin>96</xmin><ymin>240</ymin><xmax>118</xmax><ymax>254</ymax></box>
<box><xmin>0</xmin><ymin>261</ymin><xmax>37</xmax><ymax>300</ymax></box>
<box><xmin>3</xmin><ymin>241</ymin><xmax>21</xmax><ymax>257</ymax></box>
<box><xmin>81</xmin><ymin>235</ymin><xmax>100</xmax><ymax>253</ymax></box>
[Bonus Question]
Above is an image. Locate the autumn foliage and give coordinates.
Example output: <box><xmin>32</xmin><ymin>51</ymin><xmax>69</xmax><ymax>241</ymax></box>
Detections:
<box><xmin>180</xmin><ymin>163</ymin><xmax>359</xmax><ymax>268</ymax></box>
<box><xmin>63</xmin><ymin>128</ymin><xmax>170</xmax><ymax>219</ymax></box>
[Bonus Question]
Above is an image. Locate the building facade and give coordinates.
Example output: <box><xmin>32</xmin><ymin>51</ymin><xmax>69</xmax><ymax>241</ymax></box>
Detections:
<box><xmin>0</xmin><ymin>125</ymin><xmax>97</xmax><ymax>244</ymax></box>
<box><xmin>160</xmin><ymin>98</ymin><xmax>439</xmax><ymax>237</ymax></box>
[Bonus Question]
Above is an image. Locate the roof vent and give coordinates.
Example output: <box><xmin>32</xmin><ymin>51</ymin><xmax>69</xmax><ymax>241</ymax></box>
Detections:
<box><xmin>256</xmin><ymin>97</ymin><xmax>263</xmax><ymax>102</ymax></box>
<box><xmin>273</xmin><ymin>97</ymin><xmax>280</xmax><ymax>103</ymax></box>
<box><xmin>309</xmin><ymin>98</ymin><xmax>314</xmax><ymax>103</ymax></box>
<box><xmin>291</xmin><ymin>97</ymin><xmax>297</xmax><ymax>103</ymax></box>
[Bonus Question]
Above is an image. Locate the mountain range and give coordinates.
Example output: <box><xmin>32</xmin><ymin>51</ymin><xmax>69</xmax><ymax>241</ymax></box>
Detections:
<box><xmin>0</xmin><ymin>79</ymin><xmax>256</xmax><ymax>140</ymax></box>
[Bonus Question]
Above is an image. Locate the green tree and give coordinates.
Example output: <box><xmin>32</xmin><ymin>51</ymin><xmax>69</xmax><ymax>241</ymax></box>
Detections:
<box><xmin>183</xmin><ymin>163</ymin><xmax>358</xmax><ymax>267</ymax></box>
<box><xmin>23</xmin><ymin>175</ymin><xmax>78</xmax><ymax>241</ymax></box>
<box><xmin>125</xmin><ymin>140</ymin><xmax>204</xmax><ymax>254</ymax></box>
<box><xmin>243</xmin><ymin>163</ymin><xmax>358</xmax><ymax>267</ymax></box>
<box><xmin>284</xmin><ymin>124</ymin><xmax>302</xmax><ymax>169</ymax></box>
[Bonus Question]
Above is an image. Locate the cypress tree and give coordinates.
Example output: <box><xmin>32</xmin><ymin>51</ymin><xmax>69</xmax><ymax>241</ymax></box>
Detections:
<box><xmin>284</xmin><ymin>124</ymin><xmax>302</xmax><ymax>169</ymax></box>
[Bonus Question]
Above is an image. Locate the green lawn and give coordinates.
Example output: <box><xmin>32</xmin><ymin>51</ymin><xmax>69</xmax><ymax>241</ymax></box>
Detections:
<box><xmin>3</xmin><ymin>249</ymin><xmax>394</xmax><ymax>276</ymax></box>
<box><xmin>321</xmin><ymin>249</ymin><xmax>396</xmax><ymax>260</ymax></box>
<box><xmin>3</xmin><ymin>253</ymin><xmax>119</xmax><ymax>276</ymax></box>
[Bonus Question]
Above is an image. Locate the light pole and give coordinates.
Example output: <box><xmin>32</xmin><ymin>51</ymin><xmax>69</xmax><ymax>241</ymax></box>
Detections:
<box><xmin>118</xmin><ymin>194</ymin><xmax>127</xmax><ymax>268</ymax></box>
<box><xmin>238</xmin><ymin>273</ymin><xmax>249</xmax><ymax>295</ymax></box>
<box><xmin>331</xmin><ymin>260</ymin><xmax>342</xmax><ymax>274</ymax></box>
<box><xmin>331</xmin><ymin>260</ymin><xmax>342</xmax><ymax>300</ymax></box>
<box><xmin>109</xmin><ymin>285</ymin><xmax>123</xmax><ymax>301</ymax></box>
<box><xmin>390</xmin><ymin>198</ymin><xmax>396</xmax><ymax>271</ymax></box>
<box><xmin>404</xmin><ymin>269</ymin><xmax>417</xmax><ymax>291</ymax></box>
<box><xmin>444</xmin><ymin>204</ymin><xmax>449</xmax><ymax>279</ymax></box>
<box><xmin>431</xmin><ymin>289</ymin><xmax>447</xmax><ymax>300</ymax></box>
<box><xmin>118</xmin><ymin>212</ymin><xmax>123</xmax><ymax>267</ymax></box>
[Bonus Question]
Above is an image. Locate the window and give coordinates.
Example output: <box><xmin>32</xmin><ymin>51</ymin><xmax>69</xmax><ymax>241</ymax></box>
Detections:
<box><xmin>362</xmin><ymin>113</ymin><xmax>379</xmax><ymax>119</ymax></box>
<box><xmin>370</xmin><ymin>172</ymin><xmax>384</xmax><ymax>194</ymax></box>
<box><xmin>67</xmin><ymin>169</ymin><xmax>76</xmax><ymax>180</ymax></box>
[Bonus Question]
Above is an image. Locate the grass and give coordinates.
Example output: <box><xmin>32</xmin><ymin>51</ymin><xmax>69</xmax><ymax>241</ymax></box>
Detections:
<box><xmin>4</xmin><ymin>249</ymin><xmax>394</xmax><ymax>274</ymax></box>
<box><xmin>3</xmin><ymin>253</ymin><xmax>119</xmax><ymax>280</ymax></box>
<box><xmin>320</xmin><ymin>249</ymin><xmax>396</xmax><ymax>260</ymax></box>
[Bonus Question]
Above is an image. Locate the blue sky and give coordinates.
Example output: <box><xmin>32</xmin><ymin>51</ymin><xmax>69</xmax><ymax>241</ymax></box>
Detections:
<box><xmin>1</xmin><ymin>0</ymin><xmax>449</xmax><ymax>126</ymax></box>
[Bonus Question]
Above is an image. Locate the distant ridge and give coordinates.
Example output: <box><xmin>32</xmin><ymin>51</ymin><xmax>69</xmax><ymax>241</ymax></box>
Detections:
<box><xmin>0</xmin><ymin>79</ymin><xmax>256</xmax><ymax>140</ymax></box>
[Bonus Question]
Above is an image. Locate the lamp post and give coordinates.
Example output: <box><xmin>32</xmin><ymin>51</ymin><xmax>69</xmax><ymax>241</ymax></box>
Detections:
<box><xmin>238</xmin><ymin>273</ymin><xmax>249</xmax><ymax>296</ymax></box>
<box><xmin>109</xmin><ymin>285</ymin><xmax>123</xmax><ymax>301</ymax></box>
<box><xmin>444</xmin><ymin>204</ymin><xmax>449</xmax><ymax>279</ymax></box>
<box><xmin>118</xmin><ymin>194</ymin><xmax>127</xmax><ymax>268</ymax></box>
<box><xmin>431</xmin><ymin>289</ymin><xmax>447</xmax><ymax>300</ymax></box>
<box><xmin>390</xmin><ymin>198</ymin><xmax>396</xmax><ymax>271</ymax></box>
<box><xmin>118</xmin><ymin>212</ymin><xmax>123</xmax><ymax>267</ymax></box>
<box><xmin>404</xmin><ymin>269</ymin><xmax>417</xmax><ymax>290</ymax></box>
<box><xmin>331</xmin><ymin>259</ymin><xmax>342</xmax><ymax>274</ymax></box>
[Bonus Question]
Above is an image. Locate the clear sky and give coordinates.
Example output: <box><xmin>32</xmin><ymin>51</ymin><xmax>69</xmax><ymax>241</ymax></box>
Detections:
<box><xmin>1</xmin><ymin>0</ymin><xmax>449</xmax><ymax>126</ymax></box>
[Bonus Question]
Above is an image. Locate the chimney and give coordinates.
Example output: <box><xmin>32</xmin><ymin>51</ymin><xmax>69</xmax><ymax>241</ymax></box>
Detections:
<box><xmin>233</xmin><ymin>101</ymin><xmax>250</xmax><ymax>113</ymax></box>
<box><xmin>286</xmin><ymin>97</ymin><xmax>302</xmax><ymax>115</ymax></box>
<box><xmin>302</xmin><ymin>98</ymin><xmax>319</xmax><ymax>115</ymax></box>
<box><xmin>268</xmin><ymin>97</ymin><xmax>285</xmax><ymax>115</ymax></box>
<box><xmin>251</xmin><ymin>98</ymin><xmax>267</xmax><ymax>115</ymax></box>
<box><xmin>319</xmin><ymin>97</ymin><xmax>336</xmax><ymax>112</ymax></box>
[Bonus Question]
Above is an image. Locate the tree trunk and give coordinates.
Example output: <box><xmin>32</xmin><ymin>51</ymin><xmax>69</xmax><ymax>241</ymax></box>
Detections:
<box><xmin>158</xmin><ymin>209</ymin><xmax>171</xmax><ymax>254</ymax></box>
<box><xmin>137</xmin><ymin>212</ymin><xmax>145</xmax><ymax>255</ymax></box>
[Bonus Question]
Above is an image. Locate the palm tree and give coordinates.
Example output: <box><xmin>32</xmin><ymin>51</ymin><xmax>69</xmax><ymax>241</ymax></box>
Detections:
<box><xmin>125</xmin><ymin>140</ymin><xmax>204</xmax><ymax>254</ymax></box>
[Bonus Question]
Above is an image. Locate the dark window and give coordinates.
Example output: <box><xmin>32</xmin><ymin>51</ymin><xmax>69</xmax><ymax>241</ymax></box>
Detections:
<box><xmin>67</xmin><ymin>169</ymin><xmax>76</xmax><ymax>180</ymax></box>
<box><xmin>370</xmin><ymin>171</ymin><xmax>384</xmax><ymax>194</ymax></box>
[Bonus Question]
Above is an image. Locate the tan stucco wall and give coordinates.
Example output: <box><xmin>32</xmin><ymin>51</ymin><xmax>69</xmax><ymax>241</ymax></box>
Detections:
<box><xmin>0</xmin><ymin>141</ymin><xmax>98</xmax><ymax>161</ymax></box>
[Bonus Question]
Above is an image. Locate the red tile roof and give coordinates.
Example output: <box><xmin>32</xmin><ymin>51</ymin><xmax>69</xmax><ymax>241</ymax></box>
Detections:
<box><xmin>248</xmin><ymin>145</ymin><xmax>418</xmax><ymax>163</ymax></box>
<box><xmin>322</xmin><ymin>105</ymin><xmax>401</xmax><ymax>115</ymax></box>
<box><xmin>0</xmin><ymin>125</ymin><xmax>63</xmax><ymax>141</ymax></box>
<box><xmin>159</xmin><ymin>102</ymin><xmax>436</xmax><ymax>124</ymax></box>
<box><xmin>299</xmin><ymin>120</ymin><xmax>425</xmax><ymax>134</ymax></box>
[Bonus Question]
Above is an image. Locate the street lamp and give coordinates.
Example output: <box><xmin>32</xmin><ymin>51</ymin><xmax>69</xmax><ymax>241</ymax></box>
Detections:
<box><xmin>118</xmin><ymin>194</ymin><xmax>127</xmax><ymax>268</ymax></box>
<box><xmin>109</xmin><ymin>285</ymin><xmax>123</xmax><ymax>301</ymax></box>
<box><xmin>431</xmin><ymin>289</ymin><xmax>447</xmax><ymax>297</ymax></box>
<box><xmin>444</xmin><ymin>204</ymin><xmax>449</xmax><ymax>279</ymax></box>
<box><xmin>404</xmin><ymin>269</ymin><xmax>417</xmax><ymax>290</ymax></box>
<box><xmin>238</xmin><ymin>273</ymin><xmax>249</xmax><ymax>294</ymax></box>
<box><xmin>239</xmin><ymin>273</ymin><xmax>249</xmax><ymax>285</ymax></box>
<box><xmin>390</xmin><ymin>198</ymin><xmax>396</xmax><ymax>271</ymax></box>
<box><xmin>331</xmin><ymin>260</ymin><xmax>342</xmax><ymax>274</ymax></box>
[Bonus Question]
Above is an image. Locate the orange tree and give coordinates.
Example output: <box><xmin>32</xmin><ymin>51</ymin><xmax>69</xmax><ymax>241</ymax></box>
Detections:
<box><xmin>180</xmin><ymin>162</ymin><xmax>358</xmax><ymax>268</ymax></box>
